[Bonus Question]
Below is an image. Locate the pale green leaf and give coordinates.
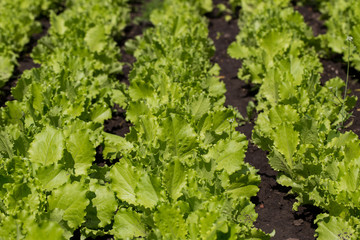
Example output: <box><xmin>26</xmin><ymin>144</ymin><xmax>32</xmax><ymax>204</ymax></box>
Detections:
<box><xmin>129</xmin><ymin>81</ymin><xmax>155</xmax><ymax>101</ymax></box>
<box><xmin>198</xmin><ymin>0</ymin><xmax>213</xmax><ymax>12</ymax></box>
<box><xmin>164</xmin><ymin>159</ymin><xmax>186</xmax><ymax>200</ymax></box>
<box><xmin>316</xmin><ymin>214</ymin><xmax>355</xmax><ymax>240</ymax></box>
<box><xmin>90</xmin><ymin>104</ymin><xmax>112</xmax><ymax>123</ymax></box>
<box><xmin>259</xmin><ymin>30</ymin><xmax>291</xmax><ymax>59</ymax></box>
<box><xmin>29</xmin><ymin>126</ymin><xmax>64</xmax><ymax>166</ymax></box>
<box><xmin>66</xmin><ymin>130</ymin><xmax>95</xmax><ymax>175</ymax></box>
<box><xmin>268</xmin><ymin>149</ymin><xmax>289</xmax><ymax>173</ymax></box>
<box><xmin>277</xmin><ymin>174</ymin><xmax>296</xmax><ymax>188</ymax></box>
<box><xmin>200</xmin><ymin>109</ymin><xmax>234</xmax><ymax>135</ymax></box>
<box><xmin>205</xmin><ymin>138</ymin><xmax>247</xmax><ymax>174</ymax></box>
<box><xmin>126</xmin><ymin>102</ymin><xmax>150</xmax><ymax>124</ymax></box>
<box><xmin>50</xmin><ymin>12</ymin><xmax>67</xmax><ymax>35</ymax></box>
<box><xmin>112</xmin><ymin>209</ymin><xmax>147</xmax><ymax>239</ymax></box>
<box><xmin>189</xmin><ymin>94</ymin><xmax>211</xmax><ymax>120</ymax></box>
<box><xmin>338</xmin><ymin>162</ymin><xmax>360</xmax><ymax>193</ymax></box>
<box><xmin>352</xmin><ymin>25</ymin><xmax>360</xmax><ymax>54</ymax></box>
<box><xmin>298</xmin><ymin>118</ymin><xmax>318</xmax><ymax>145</ymax></box>
<box><xmin>228</xmin><ymin>42</ymin><xmax>250</xmax><ymax>59</ymax></box>
<box><xmin>207</xmin><ymin>76</ymin><xmax>227</xmax><ymax>99</ymax></box>
<box><xmin>199</xmin><ymin>211</ymin><xmax>220</xmax><ymax>239</ymax></box>
<box><xmin>91</xmin><ymin>184</ymin><xmax>117</xmax><ymax>228</ymax></box>
<box><xmin>154</xmin><ymin>204</ymin><xmax>187</xmax><ymax>239</ymax></box>
<box><xmin>139</xmin><ymin>115</ymin><xmax>158</xmax><ymax>144</ymax></box>
<box><xmin>85</xmin><ymin>25</ymin><xmax>107</xmax><ymax>52</ymax></box>
<box><xmin>103</xmin><ymin>133</ymin><xmax>133</xmax><ymax>160</ymax></box>
<box><xmin>0</xmin><ymin>131</ymin><xmax>13</xmax><ymax>158</ymax></box>
<box><xmin>0</xmin><ymin>56</ymin><xmax>13</xmax><ymax>86</ymax></box>
<box><xmin>36</xmin><ymin>164</ymin><xmax>69</xmax><ymax>190</ymax></box>
<box><xmin>48</xmin><ymin>181</ymin><xmax>89</xmax><ymax>229</ymax></box>
<box><xmin>110</xmin><ymin>162</ymin><xmax>137</xmax><ymax>205</ymax></box>
<box><xmin>328</xmin><ymin>131</ymin><xmax>357</xmax><ymax>148</ymax></box>
<box><xmin>273</xmin><ymin>124</ymin><xmax>299</xmax><ymax>167</ymax></box>
<box><xmin>290</xmin><ymin>56</ymin><xmax>304</xmax><ymax>85</ymax></box>
<box><xmin>136</xmin><ymin>172</ymin><xmax>159</xmax><ymax>209</ymax></box>
<box><xmin>344</xmin><ymin>139</ymin><xmax>360</xmax><ymax>162</ymax></box>
<box><xmin>259</xmin><ymin>68</ymin><xmax>281</xmax><ymax>105</ymax></box>
<box><xmin>226</xmin><ymin>184</ymin><xmax>259</xmax><ymax>198</ymax></box>
<box><xmin>269</xmin><ymin>105</ymin><xmax>299</xmax><ymax>126</ymax></box>
<box><xmin>160</xmin><ymin>114</ymin><xmax>197</xmax><ymax>157</ymax></box>
<box><xmin>26</xmin><ymin>221</ymin><xmax>65</xmax><ymax>240</ymax></box>
<box><xmin>30</xmin><ymin>83</ymin><xmax>44</xmax><ymax>112</ymax></box>
<box><xmin>186</xmin><ymin>212</ymin><xmax>199</xmax><ymax>240</ymax></box>
<box><xmin>50</xmin><ymin>13</ymin><xmax>67</xmax><ymax>35</ymax></box>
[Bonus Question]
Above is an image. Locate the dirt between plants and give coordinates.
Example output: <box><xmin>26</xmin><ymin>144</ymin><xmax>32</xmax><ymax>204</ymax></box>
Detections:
<box><xmin>0</xmin><ymin>17</ymin><xmax>50</xmax><ymax>107</ymax></box>
<box><xmin>0</xmin><ymin>3</ymin><xmax>67</xmax><ymax>107</ymax></box>
<box><xmin>102</xmin><ymin>0</ymin><xmax>152</xmax><ymax>140</ymax></box>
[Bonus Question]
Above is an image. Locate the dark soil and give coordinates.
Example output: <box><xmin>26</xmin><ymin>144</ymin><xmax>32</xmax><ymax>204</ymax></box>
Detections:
<box><xmin>0</xmin><ymin>17</ymin><xmax>50</xmax><ymax>107</ymax></box>
<box><xmin>294</xmin><ymin>5</ymin><xmax>326</xmax><ymax>37</ymax></box>
<box><xmin>116</xmin><ymin>0</ymin><xmax>153</xmax><ymax>86</ymax></box>
<box><xmin>103</xmin><ymin>0</ymin><xmax>152</xmax><ymax>139</ymax></box>
<box><xmin>104</xmin><ymin>104</ymin><xmax>130</xmax><ymax>137</ymax></box>
<box><xmin>89</xmin><ymin>1</ymin><xmax>152</xmax><ymax>239</ymax></box>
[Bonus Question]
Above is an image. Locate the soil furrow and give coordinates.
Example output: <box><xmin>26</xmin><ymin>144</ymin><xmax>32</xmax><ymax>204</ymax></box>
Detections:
<box><xmin>96</xmin><ymin>2</ymin><xmax>152</xmax><ymax>169</ymax></box>
<box><xmin>103</xmin><ymin>1</ymin><xmax>152</xmax><ymax>140</ymax></box>
<box><xmin>0</xmin><ymin>17</ymin><xmax>50</xmax><ymax>107</ymax></box>
<box><xmin>0</xmin><ymin>3</ymin><xmax>66</xmax><ymax>108</ymax></box>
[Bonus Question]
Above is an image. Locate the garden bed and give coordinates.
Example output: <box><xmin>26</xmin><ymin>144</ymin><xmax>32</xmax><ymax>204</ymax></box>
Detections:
<box><xmin>1</xmin><ymin>0</ymin><xmax>360</xmax><ymax>239</ymax></box>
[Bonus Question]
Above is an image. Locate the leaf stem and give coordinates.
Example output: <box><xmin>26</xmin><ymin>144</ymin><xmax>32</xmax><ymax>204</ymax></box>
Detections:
<box><xmin>340</xmin><ymin>36</ymin><xmax>352</xmax><ymax>128</ymax></box>
<box><xmin>344</xmin><ymin>39</ymin><xmax>351</xmax><ymax>101</ymax></box>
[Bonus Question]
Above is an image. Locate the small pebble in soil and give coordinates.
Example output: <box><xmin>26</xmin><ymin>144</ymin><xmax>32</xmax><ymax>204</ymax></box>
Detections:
<box><xmin>293</xmin><ymin>219</ymin><xmax>304</xmax><ymax>226</ymax></box>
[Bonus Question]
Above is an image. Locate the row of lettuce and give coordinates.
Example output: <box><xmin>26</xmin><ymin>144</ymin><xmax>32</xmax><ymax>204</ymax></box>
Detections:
<box><xmin>316</xmin><ymin>0</ymin><xmax>360</xmax><ymax>71</ymax></box>
<box><xmin>0</xmin><ymin>0</ymin><xmax>130</xmax><ymax>238</ymax></box>
<box><xmin>103</xmin><ymin>0</ymin><xmax>273</xmax><ymax>238</ymax></box>
<box><xmin>0</xmin><ymin>0</ymin><xmax>61</xmax><ymax>87</ymax></box>
<box><xmin>228</xmin><ymin>0</ymin><xmax>360</xmax><ymax>239</ymax></box>
<box><xmin>0</xmin><ymin>0</ymin><xmax>271</xmax><ymax>239</ymax></box>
